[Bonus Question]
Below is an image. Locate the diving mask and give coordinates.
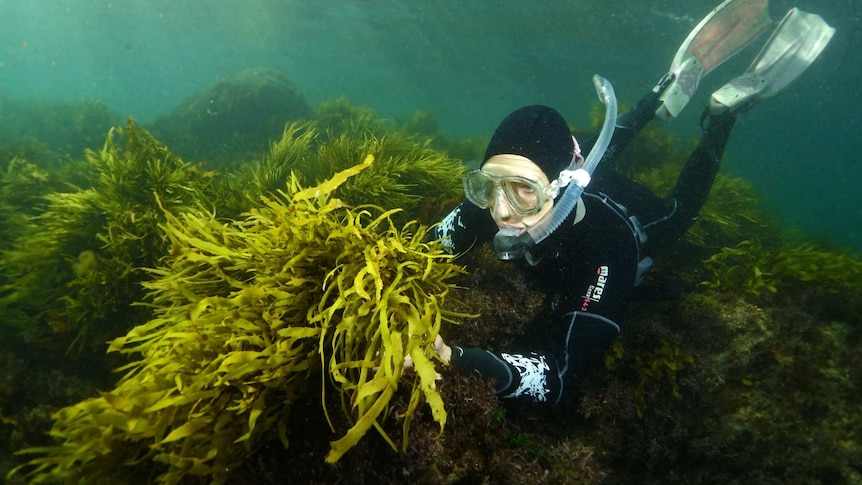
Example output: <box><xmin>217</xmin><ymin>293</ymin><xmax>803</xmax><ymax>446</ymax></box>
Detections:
<box><xmin>463</xmin><ymin>169</ymin><xmax>559</xmax><ymax>216</ymax></box>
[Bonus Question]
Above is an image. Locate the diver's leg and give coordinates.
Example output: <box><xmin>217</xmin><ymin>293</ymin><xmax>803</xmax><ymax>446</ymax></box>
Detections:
<box><xmin>644</xmin><ymin>7</ymin><xmax>834</xmax><ymax>249</ymax></box>
<box><xmin>645</xmin><ymin>110</ymin><xmax>736</xmax><ymax>249</ymax></box>
<box><xmin>671</xmin><ymin>111</ymin><xmax>735</xmax><ymax>218</ymax></box>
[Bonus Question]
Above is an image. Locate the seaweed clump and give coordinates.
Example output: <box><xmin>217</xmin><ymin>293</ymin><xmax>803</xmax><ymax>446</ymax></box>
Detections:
<box><xmin>1</xmin><ymin>99</ymin><xmax>466</xmax><ymax>354</ymax></box>
<box><xmin>244</xmin><ymin>100</ymin><xmax>465</xmax><ymax>224</ymax></box>
<box><xmin>0</xmin><ymin>120</ymin><xmax>213</xmax><ymax>354</ymax></box>
<box><xmin>9</xmin><ymin>159</ymin><xmax>467</xmax><ymax>484</ymax></box>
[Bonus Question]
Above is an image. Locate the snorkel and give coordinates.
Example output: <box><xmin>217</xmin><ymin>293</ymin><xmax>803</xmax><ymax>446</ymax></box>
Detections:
<box><xmin>493</xmin><ymin>75</ymin><xmax>618</xmax><ymax>260</ymax></box>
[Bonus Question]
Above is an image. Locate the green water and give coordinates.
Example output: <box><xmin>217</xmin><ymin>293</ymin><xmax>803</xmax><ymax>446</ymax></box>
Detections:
<box><xmin>0</xmin><ymin>0</ymin><xmax>859</xmax><ymax>250</ymax></box>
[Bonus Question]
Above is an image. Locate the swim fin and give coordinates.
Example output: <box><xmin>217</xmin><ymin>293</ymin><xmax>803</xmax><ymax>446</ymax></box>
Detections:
<box><xmin>709</xmin><ymin>8</ymin><xmax>836</xmax><ymax>114</ymax></box>
<box><xmin>655</xmin><ymin>0</ymin><xmax>773</xmax><ymax>121</ymax></box>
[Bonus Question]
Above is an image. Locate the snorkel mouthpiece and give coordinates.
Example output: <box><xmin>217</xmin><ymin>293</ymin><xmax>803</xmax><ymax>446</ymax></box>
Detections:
<box><xmin>492</xmin><ymin>75</ymin><xmax>618</xmax><ymax>260</ymax></box>
<box><xmin>493</xmin><ymin>228</ymin><xmax>534</xmax><ymax>261</ymax></box>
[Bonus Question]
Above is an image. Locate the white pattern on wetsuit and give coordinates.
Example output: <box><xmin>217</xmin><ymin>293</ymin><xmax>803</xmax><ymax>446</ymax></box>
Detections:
<box><xmin>500</xmin><ymin>353</ymin><xmax>550</xmax><ymax>402</ymax></box>
<box><xmin>436</xmin><ymin>206</ymin><xmax>462</xmax><ymax>252</ymax></box>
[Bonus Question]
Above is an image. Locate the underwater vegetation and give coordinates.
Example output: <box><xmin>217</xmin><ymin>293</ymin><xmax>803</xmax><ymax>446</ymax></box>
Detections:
<box><xmin>0</xmin><ymin>158</ymin><xmax>68</xmax><ymax>249</ymax></box>
<box><xmin>575</xmin><ymin>280</ymin><xmax>861</xmax><ymax>484</ymax></box>
<box><xmin>0</xmin><ymin>92</ymin><xmax>465</xmax><ymax>356</ymax></box>
<box><xmin>702</xmin><ymin>239</ymin><xmax>862</xmax><ymax>297</ymax></box>
<box><xmin>0</xmin><ymin>90</ymin><xmax>472</xmax><ymax>483</ymax></box>
<box><xmin>249</xmin><ymin>115</ymin><xmax>465</xmax><ymax>225</ymax></box>
<box><xmin>603</xmin><ymin>339</ymin><xmax>694</xmax><ymax>419</ymax></box>
<box><xmin>193</xmin><ymin>95</ymin><xmax>468</xmax><ymax>223</ymax></box>
<box><xmin>0</xmin><ymin>120</ymin><xmax>213</xmax><ymax>355</ymax></box>
<box><xmin>388</xmin><ymin>108</ymin><xmax>487</xmax><ymax>164</ymax></box>
<box><xmin>8</xmin><ymin>160</ymin><xmax>468</xmax><ymax>484</ymax></box>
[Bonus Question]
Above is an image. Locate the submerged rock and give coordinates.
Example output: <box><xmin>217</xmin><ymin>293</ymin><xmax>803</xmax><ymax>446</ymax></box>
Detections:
<box><xmin>148</xmin><ymin>67</ymin><xmax>313</xmax><ymax>165</ymax></box>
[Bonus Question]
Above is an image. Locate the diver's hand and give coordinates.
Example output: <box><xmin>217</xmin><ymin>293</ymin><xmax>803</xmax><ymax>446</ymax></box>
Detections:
<box><xmin>403</xmin><ymin>335</ymin><xmax>452</xmax><ymax>370</ymax></box>
<box><xmin>432</xmin><ymin>335</ymin><xmax>452</xmax><ymax>364</ymax></box>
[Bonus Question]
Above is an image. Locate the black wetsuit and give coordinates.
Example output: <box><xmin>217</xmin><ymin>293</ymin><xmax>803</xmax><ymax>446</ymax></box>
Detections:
<box><xmin>434</xmin><ymin>83</ymin><xmax>736</xmax><ymax>406</ymax></box>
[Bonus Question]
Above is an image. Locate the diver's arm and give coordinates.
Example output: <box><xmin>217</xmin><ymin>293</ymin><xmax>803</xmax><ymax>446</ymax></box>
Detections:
<box><xmin>447</xmin><ymin>309</ymin><xmax>620</xmax><ymax>406</ymax></box>
<box><xmin>432</xmin><ymin>200</ymin><xmax>497</xmax><ymax>254</ymax></box>
<box><xmin>449</xmin><ymin>344</ymin><xmax>563</xmax><ymax>405</ymax></box>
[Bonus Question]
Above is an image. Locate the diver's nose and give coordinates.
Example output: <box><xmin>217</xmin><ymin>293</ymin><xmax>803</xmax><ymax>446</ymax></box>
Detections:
<box><xmin>490</xmin><ymin>188</ymin><xmax>512</xmax><ymax>220</ymax></box>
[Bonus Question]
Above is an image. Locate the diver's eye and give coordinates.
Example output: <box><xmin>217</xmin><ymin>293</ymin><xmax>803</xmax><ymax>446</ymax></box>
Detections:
<box><xmin>510</xmin><ymin>182</ymin><xmax>537</xmax><ymax>199</ymax></box>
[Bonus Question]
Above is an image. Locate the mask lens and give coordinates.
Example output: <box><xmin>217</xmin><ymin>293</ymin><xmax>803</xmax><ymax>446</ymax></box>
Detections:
<box><xmin>501</xmin><ymin>180</ymin><xmax>541</xmax><ymax>214</ymax></box>
<box><xmin>463</xmin><ymin>170</ymin><xmax>496</xmax><ymax>208</ymax></box>
<box><xmin>462</xmin><ymin>170</ymin><xmax>548</xmax><ymax>215</ymax></box>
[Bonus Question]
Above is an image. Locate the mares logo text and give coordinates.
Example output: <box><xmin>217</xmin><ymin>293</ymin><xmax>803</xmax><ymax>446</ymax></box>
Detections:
<box><xmin>581</xmin><ymin>265</ymin><xmax>609</xmax><ymax>312</ymax></box>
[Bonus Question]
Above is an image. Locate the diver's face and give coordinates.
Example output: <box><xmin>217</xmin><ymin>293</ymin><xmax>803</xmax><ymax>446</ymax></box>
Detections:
<box><xmin>481</xmin><ymin>154</ymin><xmax>554</xmax><ymax>232</ymax></box>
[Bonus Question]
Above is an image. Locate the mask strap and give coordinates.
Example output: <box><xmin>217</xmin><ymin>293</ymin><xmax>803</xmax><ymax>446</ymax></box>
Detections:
<box><xmin>572</xmin><ymin>135</ymin><xmax>585</xmax><ymax>165</ymax></box>
<box><xmin>548</xmin><ymin>135</ymin><xmax>587</xmax><ymax>195</ymax></box>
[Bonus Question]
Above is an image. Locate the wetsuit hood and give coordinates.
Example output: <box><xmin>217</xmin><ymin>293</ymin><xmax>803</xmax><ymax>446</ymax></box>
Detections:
<box><xmin>483</xmin><ymin>105</ymin><xmax>575</xmax><ymax>181</ymax></box>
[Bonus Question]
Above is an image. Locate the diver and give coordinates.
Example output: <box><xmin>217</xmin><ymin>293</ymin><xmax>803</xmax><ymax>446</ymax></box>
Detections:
<box><xmin>427</xmin><ymin>1</ymin><xmax>835</xmax><ymax>406</ymax></box>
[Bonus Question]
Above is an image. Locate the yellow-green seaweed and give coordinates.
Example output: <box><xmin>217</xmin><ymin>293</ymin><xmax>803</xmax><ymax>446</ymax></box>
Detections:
<box><xmin>10</xmin><ymin>157</ymin><xmax>469</xmax><ymax>484</ymax></box>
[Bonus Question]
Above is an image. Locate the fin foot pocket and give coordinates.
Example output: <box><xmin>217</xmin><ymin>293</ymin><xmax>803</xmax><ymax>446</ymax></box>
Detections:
<box><xmin>709</xmin><ymin>8</ymin><xmax>835</xmax><ymax>115</ymax></box>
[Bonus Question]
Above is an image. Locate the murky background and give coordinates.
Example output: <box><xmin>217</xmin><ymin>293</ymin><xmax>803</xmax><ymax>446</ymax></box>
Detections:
<box><xmin>1</xmin><ymin>0</ymin><xmax>859</xmax><ymax>249</ymax></box>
